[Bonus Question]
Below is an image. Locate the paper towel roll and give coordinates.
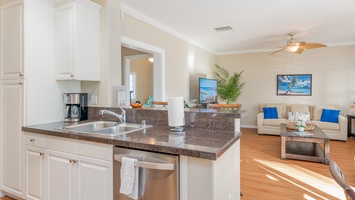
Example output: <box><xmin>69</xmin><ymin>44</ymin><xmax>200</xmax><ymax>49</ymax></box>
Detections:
<box><xmin>168</xmin><ymin>97</ymin><xmax>185</xmax><ymax>127</ymax></box>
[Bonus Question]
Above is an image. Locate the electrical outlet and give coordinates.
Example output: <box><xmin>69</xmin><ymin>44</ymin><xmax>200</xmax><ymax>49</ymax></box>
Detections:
<box><xmin>90</xmin><ymin>95</ymin><xmax>98</xmax><ymax>105</ymax></box>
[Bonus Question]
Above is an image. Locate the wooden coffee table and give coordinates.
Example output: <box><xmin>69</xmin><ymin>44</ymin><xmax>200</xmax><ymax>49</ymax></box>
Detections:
<box><xmin>280</xmin><ymin>123</ymin><xmax>330</xmax><ymax>165</ymax></box>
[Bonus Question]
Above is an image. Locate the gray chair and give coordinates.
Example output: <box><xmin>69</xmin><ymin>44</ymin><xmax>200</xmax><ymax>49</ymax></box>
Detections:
<box><xmin>329</xmin><ymin>160</ymin><xmax>355</xmax><ymax>200</ymax></box>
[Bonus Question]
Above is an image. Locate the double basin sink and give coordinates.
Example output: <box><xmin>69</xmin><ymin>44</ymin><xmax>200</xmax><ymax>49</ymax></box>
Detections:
<box><xmin>57</xmin><ymin>121</ymin><xmax>152</xmax><ymax>137</ymax></box>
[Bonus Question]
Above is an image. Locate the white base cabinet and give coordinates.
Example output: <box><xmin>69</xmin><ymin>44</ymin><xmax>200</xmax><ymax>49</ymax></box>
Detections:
<box><xmin>25</xmin><ymin>146</ymin><xmax>45</xmax><ymax>200</ymax></box>
<box><xmin>24</xmin><ymin>133</ymin><xmax>113</xmax><ymax>200</ymax></box>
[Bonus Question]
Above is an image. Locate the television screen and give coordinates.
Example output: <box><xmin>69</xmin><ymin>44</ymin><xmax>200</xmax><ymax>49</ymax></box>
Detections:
<box><xmin>199</xmin><ymin>78</ymin><xmax>218</xmax><ymax>104</ymax></box>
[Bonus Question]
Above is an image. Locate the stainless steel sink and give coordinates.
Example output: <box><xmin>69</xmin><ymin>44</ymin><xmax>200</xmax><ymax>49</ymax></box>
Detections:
<box><xmin>62</xmin><ymin>121</ymin><xmax>118</xmax><ymax>132</ymax></box>
<box><xmin>58</xmin><ymin>121</ymin><xmax>152</xmax><ymax>136</ymax></box>
<box><xmin>94</xmin><ymin>124</ymin><xmax>151</xmax><ymax>136</ymax></box>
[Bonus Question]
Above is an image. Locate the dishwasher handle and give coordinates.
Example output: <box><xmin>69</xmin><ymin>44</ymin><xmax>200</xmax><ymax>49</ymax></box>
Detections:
<box><xmin>114</xmin><ymin>154</ymin><xmax>175</xmax><ymax>171</ymax></box>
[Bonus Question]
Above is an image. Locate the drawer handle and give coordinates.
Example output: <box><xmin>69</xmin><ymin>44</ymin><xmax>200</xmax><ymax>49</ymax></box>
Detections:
<box><xmin>19</xmin><ymin>73</ymin><xmax>24</xmax><ymax>77</ymax></box>
<box><xmin>40</xmin><ymin>152</ymin><xmax>44</xmax><ymax>156</ymax></box>
<box><xmin>30</xmin><ymin>139</ymin><xmax>35</xmax><ymax>142</ymax></box>
<box><xmin>114</xmin><ymin>154</ymin><xmax>174</xmax><ymax>171</ymax></box>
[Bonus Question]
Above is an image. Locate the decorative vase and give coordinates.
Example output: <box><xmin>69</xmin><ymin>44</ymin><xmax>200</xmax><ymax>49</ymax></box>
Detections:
<box><xmin>298</xmin><ymin>127</ymin><xmax>305</xmax><ymax>132</ymax></box>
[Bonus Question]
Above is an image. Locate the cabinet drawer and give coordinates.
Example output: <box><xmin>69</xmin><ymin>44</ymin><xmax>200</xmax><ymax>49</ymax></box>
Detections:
<box><xmin>24</xmin><ymin>132</ymin><xmax>45</xmax><ymax>148</ymax></box>
<box><xmin>76</xmin><ymin>140</ymin><xmax>113</xmax><ymax>161</ymax></box>
<box><xmin>46</xmin><ymin>135</ymin><xmax>76</xmax><ymax>154</ymax></box>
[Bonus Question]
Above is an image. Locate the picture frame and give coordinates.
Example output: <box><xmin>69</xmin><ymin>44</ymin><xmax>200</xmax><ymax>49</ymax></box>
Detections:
<box><xmin>277</xmin><ymin>74</ymin><xmax>312</xmax><ymax>96</ymax></box>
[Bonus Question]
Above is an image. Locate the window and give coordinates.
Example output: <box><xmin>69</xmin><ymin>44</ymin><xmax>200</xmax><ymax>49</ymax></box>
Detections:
<box><xmin>130</xmin><ymin>72</ymin><xmax>137</xmax><ymax>100</ymax></box>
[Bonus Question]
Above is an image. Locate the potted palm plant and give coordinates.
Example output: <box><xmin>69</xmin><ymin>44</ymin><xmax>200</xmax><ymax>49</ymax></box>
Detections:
<box><xmin>215</xmin><ymin>64</ymin><xmax>245</xmax><ymax>104</ymax></box>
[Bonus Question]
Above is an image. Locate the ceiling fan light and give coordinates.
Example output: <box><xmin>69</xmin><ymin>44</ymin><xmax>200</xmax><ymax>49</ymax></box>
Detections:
<box><xmin>287</xmin><ymin>42</ymin><xmax>300</xmax><ymax>53</ymax></box>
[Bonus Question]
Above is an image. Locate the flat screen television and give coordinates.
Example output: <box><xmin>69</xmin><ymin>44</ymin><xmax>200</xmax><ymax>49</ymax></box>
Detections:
<box><xmin>199</xmin><ymin>78</ymin><xmax>218</xmax><ymax>105</ymax></box>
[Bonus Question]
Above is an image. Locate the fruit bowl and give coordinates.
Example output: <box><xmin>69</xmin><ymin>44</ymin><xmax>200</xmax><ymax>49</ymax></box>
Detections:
<box><xmin>130</xmin><ymin>103</ymin><xmax>142</xmax><ymax>108</ymax></box>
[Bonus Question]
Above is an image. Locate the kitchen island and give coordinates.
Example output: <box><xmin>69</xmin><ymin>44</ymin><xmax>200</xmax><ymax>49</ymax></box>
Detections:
<box><xmin>22</xmin><ymin>107</ymin><xmax>245</xmax><ymax>200</ymax></box>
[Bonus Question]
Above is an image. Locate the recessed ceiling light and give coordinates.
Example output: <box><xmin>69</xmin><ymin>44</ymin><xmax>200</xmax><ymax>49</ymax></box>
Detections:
<box><xmin>214</xmin><ymin>26</ymin><xmax>233</xmax><ymax>32</ymax></box>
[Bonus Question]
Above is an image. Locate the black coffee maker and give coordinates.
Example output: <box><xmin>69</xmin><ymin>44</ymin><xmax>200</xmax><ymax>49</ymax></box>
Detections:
<box><xmin>63</xmin><ymin>93</ymin><xmax>88</xmax><ymax>123</ymax></box>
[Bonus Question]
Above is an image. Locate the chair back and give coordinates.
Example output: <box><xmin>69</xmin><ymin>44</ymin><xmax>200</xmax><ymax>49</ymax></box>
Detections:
<box><xmin>329</xmin><ymin>160</ymin><xmax>355</xmax><ymax>200</ymax></box>
<box><xmin>151</xmin><ymin>101</ymin><xmax>168</xmax><ymax>107</ymax></box>
<box><xmin>207</xmin><ymin>103</ymin><xmax>241</xmax><ymax>110</ymax></box>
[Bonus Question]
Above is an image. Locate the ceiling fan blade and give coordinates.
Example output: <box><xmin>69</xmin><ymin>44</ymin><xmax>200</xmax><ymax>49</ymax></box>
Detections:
<box><xmin>269</xmin><ymin>47</ymin><xmax>287</xmax><ymax>55</ymax></box>
<box><xmin>294</xmin><ymin>47</ymin><xmax>304</xmax><ymax>54</ymax></box>
<box><xmin>303</xmin><ymin>42</ymin><xmax>327</xmax><ymax>49</ymax></box>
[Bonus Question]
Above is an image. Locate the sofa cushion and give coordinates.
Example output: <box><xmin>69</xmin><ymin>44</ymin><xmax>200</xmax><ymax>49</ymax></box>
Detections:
<box><xmin>263</xmin><ymin>118</ymin><xmax>287</xmax><ymax>126</ymax></box>
<box><xmin>263</xmin><ymin>107</ymin><xmax>278</xmax><ymax>119</ymax></box>
<box><xmin>313</xmin><ymin>121</ymin><xmax>340</xmax><ymax>131</ymax></box>
<box><xmin>266</xmin><ymin>103</ymin><xmax>284</xmax><ymax>119</ymax></box>
<box><xmin>295</xmin><ymin>112</ymin><xmax>311</xmax><ymax>122</ymax></box>
<box><xmin>320</xmin><ymin>109</ymin><xmax>340</xmax><ymax>123</ymax></box>
<box><xmin>313</xmin><ymin>104</ymin><xmax>341</xmax><ymax>121</ymax></box>
<box><xmin>291</xmin><ymin>105</ymin><xmax>310</xmax><ymax>113</ymax></box>
<box><xmin>288</xmin><ymin>112</ymin><xmax>311</xmax><ymax>122</ymax></box>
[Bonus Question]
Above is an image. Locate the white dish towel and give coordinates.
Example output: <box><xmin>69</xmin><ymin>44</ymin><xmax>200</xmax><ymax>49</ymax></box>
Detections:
<box><xmin>120</xmin><ymin>156</ymin><xmax>139</xmax><ymax>200</ymax></box>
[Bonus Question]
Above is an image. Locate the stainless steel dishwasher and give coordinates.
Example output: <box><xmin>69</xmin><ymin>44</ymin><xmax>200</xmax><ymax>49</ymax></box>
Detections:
<box><xmin>113</xmin><ymin>146</ymin><xmax>179</xmax><ymax>200</ymax></box>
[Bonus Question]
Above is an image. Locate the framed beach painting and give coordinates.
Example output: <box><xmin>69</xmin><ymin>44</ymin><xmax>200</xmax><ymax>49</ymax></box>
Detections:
<box><xmin>277</xmin><ymin>74</ymin><xmax>312</xmax><ymax>96</ymax></box>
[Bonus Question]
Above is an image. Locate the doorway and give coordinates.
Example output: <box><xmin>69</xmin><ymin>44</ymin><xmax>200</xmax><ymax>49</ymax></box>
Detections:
<box><xmin>121</xmin><ymin>36</ymin><xmax>165</xmax><ymax>105</ymax></box>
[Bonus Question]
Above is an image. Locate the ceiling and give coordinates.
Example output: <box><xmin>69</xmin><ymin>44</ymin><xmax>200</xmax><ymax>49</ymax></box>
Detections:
<box><xmin>121</xmin><ymin>0</ymin><xmax>355</xmax><ymax>55</ymax></box>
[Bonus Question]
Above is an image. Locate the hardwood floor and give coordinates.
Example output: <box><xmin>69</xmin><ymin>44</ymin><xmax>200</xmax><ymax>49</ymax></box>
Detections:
<box><xmin>1</xmin><ymin>128</ymin><xmax>354</xmax><ymax>200</ymax></box>
<box><xmin>240</xmin><ymin>128</ymin><xmax>355</xmax><ymax>200</ymax></box>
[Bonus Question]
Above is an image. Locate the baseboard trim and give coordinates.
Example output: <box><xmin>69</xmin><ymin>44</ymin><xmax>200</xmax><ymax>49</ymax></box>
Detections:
<box><xmin>241</xmin><ymin>125</ymin><xmax>257</xmax><ymax>129</ymax></box>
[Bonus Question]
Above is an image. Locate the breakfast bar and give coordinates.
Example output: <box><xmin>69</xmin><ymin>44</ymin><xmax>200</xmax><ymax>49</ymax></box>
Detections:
<box><xmin>22</xmin><ymin>107</ymin><xmax>246</xmax><ymax>200</ymax></box>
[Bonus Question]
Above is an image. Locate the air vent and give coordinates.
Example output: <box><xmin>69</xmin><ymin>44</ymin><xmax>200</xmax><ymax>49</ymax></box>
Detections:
<box><xmin>214</xmin><ymin>26</ymin><xmax>233</xmax><ymax>32</ymax></box>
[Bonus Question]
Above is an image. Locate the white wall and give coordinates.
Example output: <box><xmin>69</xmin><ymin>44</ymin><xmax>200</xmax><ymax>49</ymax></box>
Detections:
<box><xmin>26</xmin><ymin>0</ymin><xmax>63</xmax><ymax>125</ymax></box>
<box><xmin>217</xmin><ymin>45</ymin><xmax>355</xmax><ymax>127</ymax></box>
<box><xmin>85</xmin><ymin>0</ymin><xmax>121</xmax><ymax>107</ymax></box>
<box><xmin>121</xmin><ymin>13</ymin><xmax>216</xmax><ymax>102</ymax></box>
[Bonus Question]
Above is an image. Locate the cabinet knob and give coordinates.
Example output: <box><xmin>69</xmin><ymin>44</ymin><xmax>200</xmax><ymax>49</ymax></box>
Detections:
<box><xmin>30</xmin><ymin>139</ymin><xmax>35</xmax><ymax>142</ymax></box>
<box><xmin>40</xmin><ymin>152</ymin><xmax>44</xmax><ymax>156</ymax></box>
<box><xmin>19</xmin><ymin>73</ymin><xmax>24</xmax><ymax>77</ymax></box>
<box><xmin>69</xmin><ymin>159</ymin><xmax>72</xmax><ymax>163</ymax></box>
<box><xmin>19</xmin><ymin>82</ymin><xmax>23</xmax><ymax>85</ymax></box>
<box><xmin>70</xmin><ymin>74</ymin><xmax>74</xmax><ymax>77</ymax></box>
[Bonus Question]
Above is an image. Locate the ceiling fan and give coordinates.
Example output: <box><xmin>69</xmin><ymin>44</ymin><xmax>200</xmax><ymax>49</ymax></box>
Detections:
<box><xmin>269</xmin><ymin>33</ymin><xmax>327</xmax><ymax>55</ymax></box>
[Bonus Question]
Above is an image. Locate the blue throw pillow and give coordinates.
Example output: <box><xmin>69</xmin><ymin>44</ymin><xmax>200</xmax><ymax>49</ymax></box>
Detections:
<box><xmin>320</xmin><ymin>109</ymin><xmax>340</xmax><ymax>123</ymax></box>
<box><xmin>263</xmin><ymin>107</ymin><xmax>278</xmax><ymax>119</ymax></box>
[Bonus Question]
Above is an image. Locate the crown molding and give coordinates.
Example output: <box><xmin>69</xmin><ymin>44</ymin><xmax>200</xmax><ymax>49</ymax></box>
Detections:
<box><xmin>121</xmin><ymin>2</ymin><xmax>217</xmax><ymax>55</ymax></box>
<box><xmin>55</xmin><ymin>0</ymin><xmax>101</xmax><ymax>10</ymax></box>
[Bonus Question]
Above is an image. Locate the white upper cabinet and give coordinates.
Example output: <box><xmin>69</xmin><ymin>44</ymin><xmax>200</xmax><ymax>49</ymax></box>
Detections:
<box><xmin>0</xmin><ymin>0</ymin><xmax>24</xmax><ymax>79</ymax></box>
<box><xmin>56</xmin><ymin>0</ymin><xmax>101</xmax><ymax>81</ymax></box>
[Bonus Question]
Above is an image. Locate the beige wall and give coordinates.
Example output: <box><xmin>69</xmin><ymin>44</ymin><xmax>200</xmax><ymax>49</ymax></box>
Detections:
<box><xmin>217</xmin><ymin>45</ymin><xmax>355</xmax><ymax>127</ymax></box>
<box><xmin>121</xmin><ymin>13</ymin><xmax>216</xmax><ymax>102</ymax></box>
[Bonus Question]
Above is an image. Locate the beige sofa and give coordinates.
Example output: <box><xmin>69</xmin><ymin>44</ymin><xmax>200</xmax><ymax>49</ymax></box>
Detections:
<box><xmin>257</xmin><ymin>103</ymin><xmax>347</xmax><ymax>141</ymax></box>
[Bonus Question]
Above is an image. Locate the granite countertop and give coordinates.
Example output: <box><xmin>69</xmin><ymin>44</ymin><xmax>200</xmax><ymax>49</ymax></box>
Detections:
<box><xmin>22</xmin><ymin>121</ymin><xmax>241</xmax><ymax>160</ymax></box>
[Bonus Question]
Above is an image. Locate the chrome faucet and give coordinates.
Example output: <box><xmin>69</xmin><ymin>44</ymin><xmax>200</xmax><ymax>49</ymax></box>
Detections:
<box><xmin>99</xmin><ymin>108</ymin><xmax>126</xmax><ymax>124</ymax></box>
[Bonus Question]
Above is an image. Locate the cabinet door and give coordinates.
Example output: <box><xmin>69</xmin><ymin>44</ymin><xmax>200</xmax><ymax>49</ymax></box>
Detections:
<box><xmin>0</xmin><ymin>79</ymin><xmax>25</xmax><ymax>197</ymax></box>
<box><xmin>55</xmin><ymin>1</ymin><xmax>101</xmax><ymax>81</ymax></box>
<box><xmin>0</xmin><ymin>0</ymin><xmax>24</xmax><ymax>79</ymax></box>
<box><xmin>76</xmin><ymin>155</ymin><xmax>112</xmax><ymax>200</ymax></box>
<box><xmin>46</xmin><ymin>150</ymin><xmax>76</xmax><ymax>200</ymax></box>
<box><xmin>55</xmin><ymin>3</ymin><xmax>75</xmax><ymax>80</ymax></box>
<box><xmin>25</xmin><ymin>146</ymin><xmax>45</xmax><ymax>200</ymax></box>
